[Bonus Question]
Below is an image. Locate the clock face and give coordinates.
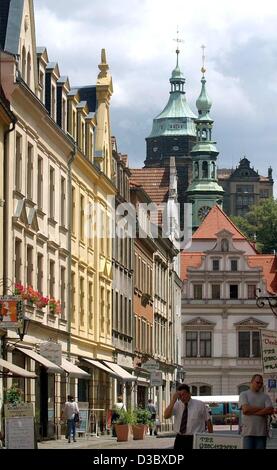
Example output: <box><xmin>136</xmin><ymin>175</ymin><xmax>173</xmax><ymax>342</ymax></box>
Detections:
<box><xmin>172</xmin><ymin>145</ymin><xmax>179</xmax><ymax>151</ymax></box>
<box><xmin>198</xmin><ymin>205</ymin><xmax>211</xmax><ymax>220</ymax></box>
<box><xmin>153</xmin><ymin>147</ymin><xmax>158</xmax><ymax>153</ymax></box>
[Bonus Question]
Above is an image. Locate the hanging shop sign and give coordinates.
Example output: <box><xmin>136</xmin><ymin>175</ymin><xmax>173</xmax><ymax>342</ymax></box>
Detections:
<box><xmin>150</xmin><ymin>370</ymin><xmax>163</xmax><ymax>387</ymax></box>
<box><xmin>0</xmin><ymin>296</ymin><xmax>23</xmax><ymax>328</ymax></box>
<box><xmin>143</xmin><ymin>359</ymin><xmax>159</xmax><ymax>372</ymax></box>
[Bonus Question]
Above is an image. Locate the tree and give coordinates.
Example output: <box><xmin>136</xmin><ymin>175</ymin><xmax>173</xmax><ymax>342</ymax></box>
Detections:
<box><xmin>231</xmin><ymin>198</ymin><xmax>277</xmax><ymax>254</ymax></box>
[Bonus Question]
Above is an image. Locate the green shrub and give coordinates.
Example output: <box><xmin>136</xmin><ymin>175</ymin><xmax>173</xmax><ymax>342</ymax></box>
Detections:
<box><xmin>133</xmin><ymin>408</ymin><xmax>151</xmax><ymax>425</ymax></box>
<box><xmin>114</xmin><ymin>409</ymin><xmax>135</xmax><ymax>425</ymax></box>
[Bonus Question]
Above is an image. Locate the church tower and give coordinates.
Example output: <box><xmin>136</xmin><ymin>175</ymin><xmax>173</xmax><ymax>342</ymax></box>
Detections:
<box><xmin>186</xmin><ymin>49</ymin><xmax>224</xmax><ymax>230</ymax></box>
<box><xmin>144</xmin><ymin>43</ymin><xmax>197</xmax><ymax>218</ymax></box>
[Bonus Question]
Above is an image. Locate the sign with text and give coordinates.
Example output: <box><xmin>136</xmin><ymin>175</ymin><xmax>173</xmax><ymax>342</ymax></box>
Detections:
<box><xmin>5</xmin><ymin>403</ymin><xmax>35</xmax><ymax>449</ymax></box>
<box><xmin>193</xmin><ymin>433</ymin><xmax>243</xmax><ymax>449</ymax></box>
<box><xmin>150</xmin><ymin>370</ymin><xmax>163</xmax><ymax>387</ymax></box>
<box><xmin>261</xmin><ymin>329</ymin><xmax>277</xmax><ymax>374</ymax></box>
<box><xmin>5</xmin><ymin>416</ymin><xmax>35</xmax><ymax>449</ymax></box>
<box><xmin>40</xmin><ymin>341</ymin><xmax>62</xmax><ymax>365</ymax></box>
<box><xmin>5</xmin><ymin>402</ymin><xmax>33</xmax><ymax>418</ymax></box>
<box><xmin>143</xmin><ymin>359</ymin><xmax>159</xmax><ymax>372</ymax></box>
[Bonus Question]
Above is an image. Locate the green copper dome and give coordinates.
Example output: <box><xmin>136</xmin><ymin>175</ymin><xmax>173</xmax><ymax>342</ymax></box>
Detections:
<box><xmin>196</xmin><ymin>76</ymin><xmax>212</xmax><ymax>121</ymax></box>
<box><xmin>148</xmin><ymin>53</ymin><xmax>196</xmax><ymax>139</ymax></box>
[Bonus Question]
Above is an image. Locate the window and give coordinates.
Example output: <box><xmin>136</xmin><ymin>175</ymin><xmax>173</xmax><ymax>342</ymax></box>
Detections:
<box><xmin>238</xmin><ymin>384</ymin><xmax>249</xmax><ymax>394</ymax></box>
<box><xmin>39</xmin><ymin>70</ymin><xmax>44</xmax><ymax>102</ymax></box>
<box><xmin>51</xmin><ymin>84</ymin><xmax>56</xmax><ymax>120</ymax></box>
<box><xmin>26</xmin><ymin>245</ymin><xmax>33</xmax><ymax>286</ymax></box>
<box><xmin>115</xmin><ymin>292</ymin><xmax>119</xmax><ymax>331</ymax></box>
<box><xmin>193</xmin><ymin>284</ymin><xmax>203</xmax><ymax>300</ymax></box>
<box><xmin>80</xmin><ymin>195</ymin><xmax>84</xmax><ymax>241</ymax></box>
<box><xmin>37</xmin><ymin>253</ymin><xmax>43</xmax><ymax>293</ymax></box>
<box><xmin>15</xmin><ymin>239</ymin><xmax>22</xmax><ymax>284</ymax></box>
<box><xmin>200</xmin><ymin>332</ymin><xmax>212</xmax><ymax>357</ymax></box>
<box><xmin>15</xmin><ymin>133</ymin><xmax>22</xmax><ymax>192</ymax></box>
<box><xmin>71</xmin><ymin>272</ymin><xmax>76</xmax><ymax>323</ymax></box>
<box><xmin>238</xmin><ymin>331</ymin><xmax>261</xmax><ymax>357</ymax></box>
<box><xmin>49</xmin><ymin>260</ymin><xmax>55</xmax><ymax>298</ymax></box>
<box><xmin>88</xmin><ymin>281</ymin><xmax>93</xmax><ymax>330</ymax></box>
<box><xmin>230</xmin><ymin>284</ymin><xmax>238</xmax><ymax>299</ymax></box>
<box><xmin>37</xmin><ymin>157</ymin><xmax>43</xmax><ymax>209</ymax></box>
<box><xmin>186</xmin><ymin>331</ymin><xmax>212</xmax><ymax>358</ymax></box>
<box><xmin>49</xmin><ymin>167</ymin><xmax>55</xmax><ymax>218</ymax></box>
<box><xmin>72</xmin><ymin>187</ymin><xmax>76</xmax><ymax>234</ymax></box>
<box><xmin>211</xmin><ymin>284</ymin><xmax>220</xmax><ymax>299</ymax></box>
<box><xmin>27</xmin><ymin>143</ymin><xmax>33</xmax><ymax>199</ymax></box>
<box><xmin>186</xmin><ymin>332</ymin><xmax>197</xmax><ymax>357</ymax></box>
<box><xmin>212</xmin><ymin>259</ymin><xmax>220</xmax><ymax>271</ymax></box>
<box><xmin>60</xmin><ymin>267</ymin><xmax>66</xmax><ymax>318</ymax></box>
<box><xmin>60</xmin><ymin>177</ymin><xmax>66</xmax><ymax>226</ymax></box>
<box><xmin>248</xmin><ymin>284</ymin><xmax>256</xmax><ymax>299</ymax></box>
<box><xmin>62</xmin><ymin>98</ymin><xmax>66</xmax><ymax>131</ymax></box>
<box><xmin>80</xmin><ymin>277</ymin><xmax>85</xmax><ymax>326</ymax></box>
<box><xmin>230</xmin><ymin>260</ymin><xmax>238</xmax><ymax>272</ymax></box>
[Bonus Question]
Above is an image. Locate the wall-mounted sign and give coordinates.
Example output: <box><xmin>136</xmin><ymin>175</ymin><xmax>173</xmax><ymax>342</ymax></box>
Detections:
<box><xmin>261</xmin><ymin>329</ymin><xmax>277</xmax><ymax>374</ymax></box>
<box><xmin>150</xmin><ymin>371</ymin><xmax>163</xmax><ymax>387</ymax></box>
<box><xmin>40</xmin><ymin>341</ymin><xmax>62</xmax><ymax>366</ymax></box>
<box><xmin>0</xmin><ymin>296</ymin><xmax>23</xmax><ymax>328</ymax></box>
<box><xmin>143</xmin><ymin>359</ymin><xmax>159</xmax><ymax>372</ymax></box>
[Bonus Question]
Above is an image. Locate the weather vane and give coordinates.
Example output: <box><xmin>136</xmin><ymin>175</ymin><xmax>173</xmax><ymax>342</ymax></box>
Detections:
<box><xmin>173</xmin><ymin>27</ymin><xmax>184</xmax><ymax>65</ymax></box>
<box><xmin>201</xmin><ymin>44</ymin><xmax>206</xmax><ymax>75</ymax></box>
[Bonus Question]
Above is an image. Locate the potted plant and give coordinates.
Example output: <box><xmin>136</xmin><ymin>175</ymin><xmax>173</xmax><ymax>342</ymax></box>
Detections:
<box><xmin>114</xmin><ymin>409</ymin><xmax>134</xmax><ymax>442</ymax></box>
<box><xmin>132</xmin><ymin>408</ymin><xmax>151</xmax><ymax>440</ymax></box>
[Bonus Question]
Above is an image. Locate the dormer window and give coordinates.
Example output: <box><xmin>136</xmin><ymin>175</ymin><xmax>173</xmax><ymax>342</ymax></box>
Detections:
<box><xmin>230</xmin><ymin>259</ymin><xmax>238</xmax><ymax>271</ymax></box>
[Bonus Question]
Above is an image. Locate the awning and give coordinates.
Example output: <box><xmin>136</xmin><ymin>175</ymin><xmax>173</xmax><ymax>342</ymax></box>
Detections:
<box><xmin>16</xmin><ymin>347</ymin><xmax>63</xmax><ymax>374</ymax></box>
<box><xmin>81</xmin><ymin>358</ymin><xmax>119</xmax><ymax>378</ymax></box>
<box><xmin>103</xmin><ymin>361</ymin><xmax>136</xmax><ymax>382</ymax></box>
<box><xmin>0</xmin><ymin>358</ymin><xmax>37</xmax><ymax>378</ymax></box>
<box><xmin>61</xmin><ymin>358</ymin><xmax>90</xmax><ymax>379</ymax></box>
<box><xmin>137</xmin><ymin>376</ymin><xmax>150</xmax><ymax>385</ymax></box>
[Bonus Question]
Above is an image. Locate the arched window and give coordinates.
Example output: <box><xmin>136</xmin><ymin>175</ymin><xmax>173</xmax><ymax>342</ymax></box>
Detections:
<box><xmin>202</xmin><ymin>129</ymin><xmax>207</xmax><ymax>141</ymax></box>
<box><xmin>27</xmin><ymin>52</ymin><xmax>31</xmax><ymax>87</ymax></box>
<box><xmin>202</xmin><ymin>161</ymin><xmax>208</xmax><ymax>178</ymax></box>
<box><xmin>194</xmin><ymin>162</ymin><xmax>199</xmax><ymax>179</ymax></box>
<box><xmin>21</xmin><ymin>46</ymin><xmax>26</xmax><ymax>81</ymax></box>
<box><xmin>200</xmin><ymin>385</ymin><xmax>212</xmax><ymax>396</ymax></box>
<box><xmin>212</xmin><ymin>162</ymin><xmax>216</xmax><ymax>179</ymax></box>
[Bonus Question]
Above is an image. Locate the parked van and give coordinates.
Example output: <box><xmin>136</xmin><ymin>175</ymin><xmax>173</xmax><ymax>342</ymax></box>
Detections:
<box><xmin>193</xmin><ymin>395</ymin><xmax>240</xmax><ymax>425</ymax></box>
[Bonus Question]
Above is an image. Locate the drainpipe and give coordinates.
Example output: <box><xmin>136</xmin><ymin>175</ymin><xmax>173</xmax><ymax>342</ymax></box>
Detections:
<box><xmin>3</xmin><ymin>118</ymin><xmax>16</xmax><ymax>295</ymax></box>
<box><xmin>66</xmin><ymin>140</ymin><xmax>77</xmax><ymax>360</ymax></box>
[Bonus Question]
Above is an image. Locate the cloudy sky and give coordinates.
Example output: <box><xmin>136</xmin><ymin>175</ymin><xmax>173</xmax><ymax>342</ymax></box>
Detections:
<box><xmin>34</xmin><ymin>0</ymin><xmax>277</xmax><ymax>178</ymax></box>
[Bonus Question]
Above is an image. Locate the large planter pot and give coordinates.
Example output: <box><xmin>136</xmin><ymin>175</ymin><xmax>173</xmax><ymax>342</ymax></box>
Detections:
<box><xmin>115</xmin><ymin>424</ymin><xmax>130</xmax><ymax>442</ymax></box>
<box><xmin>132</xmin><ymin>424</ymin><xmax>146</xmax><ymax>440</ymax></box>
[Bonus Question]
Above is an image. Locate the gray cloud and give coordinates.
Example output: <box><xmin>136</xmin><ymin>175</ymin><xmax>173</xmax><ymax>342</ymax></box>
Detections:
<box><xmin>34</xmin><ymin>0</ymin><xmax>277</xmax><ymax>183</ymax></box>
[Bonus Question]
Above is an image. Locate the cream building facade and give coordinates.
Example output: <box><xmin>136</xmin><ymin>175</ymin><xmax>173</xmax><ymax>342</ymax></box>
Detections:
<box><xmin>0</xmin><ymin>0</ymin><xmax>117</xmax><ymax>438</ymax></box>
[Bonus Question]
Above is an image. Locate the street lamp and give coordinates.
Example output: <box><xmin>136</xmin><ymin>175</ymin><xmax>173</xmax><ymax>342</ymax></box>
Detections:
<box><xmin>256</xmin><ymin>288</ymin><xmax>277</xmax><ymax>318</ymax></box>
<box><xmin>17</xmin><ymin>317</ymin><xmax>30</xmax><ymax>341</ymax></box>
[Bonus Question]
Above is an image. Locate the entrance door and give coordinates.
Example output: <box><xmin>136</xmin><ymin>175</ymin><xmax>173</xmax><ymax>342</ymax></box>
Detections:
<box><xmin>137</xmin><ymin>386</ymin><xmax>147</xmax><ymax>408</ymax></box>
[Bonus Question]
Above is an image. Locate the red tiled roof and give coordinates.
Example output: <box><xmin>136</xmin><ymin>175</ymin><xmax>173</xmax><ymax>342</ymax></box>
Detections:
<box><xmin>248</xmin><ymin>255</ymin><xmax>277</xmax><ymax>294</ymax></box>
<box><xmin>130</xmin><ymin>168</ymin><xmax>170</xmax><ymax>205</ymax></box>
<box><xmin>193</xmin><ymin>205</ymin><xmax>247</xmax><ymax>240</ymax></box>
<box><xmin>180</xmin><ymin>252</ymin><xmax>204</xmax><ymax>281</ymax></box>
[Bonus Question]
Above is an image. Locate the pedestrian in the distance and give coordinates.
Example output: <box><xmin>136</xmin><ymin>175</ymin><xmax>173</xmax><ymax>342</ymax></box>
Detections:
<box><xmin>164</xmin><ymin>383</ymin><xmax>213</xmax><ymax>450</ymax></box>
<box><xmin>146</xmin><ymin>399</ymin><xmax>158</xmax><ymax>436</ymax></box>
<box><xmin>239</xmin><ymin>374</ymin><xmax>274</xmax><ymax>449</ymax></box>
<box><xmin>61</xmin><ymin>395</ymin><xmax>79</xmax><ymax>443</ymax></box>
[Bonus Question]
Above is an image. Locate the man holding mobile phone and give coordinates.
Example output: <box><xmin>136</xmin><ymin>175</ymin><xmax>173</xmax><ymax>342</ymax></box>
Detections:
<box><xmin>164</xmin><ymin>383</ymin><xmax>213</xmax><ymax>450</ymax></box>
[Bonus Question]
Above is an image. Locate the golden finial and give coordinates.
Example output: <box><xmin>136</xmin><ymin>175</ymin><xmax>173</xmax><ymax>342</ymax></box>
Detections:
<box><xmin>201</xmin><ymin>44</ymin><xmax>206</xmax><ymax>75</ymax></box>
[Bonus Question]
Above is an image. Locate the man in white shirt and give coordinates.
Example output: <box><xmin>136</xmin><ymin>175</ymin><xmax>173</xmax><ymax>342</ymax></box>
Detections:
<box><xmin>164</xmin><ymin>384</ymin><xmax>213</xmax><ymax>450</ymax></box>
<box><xmin>61</xmin><ymin>395</ymin><xmax>79</xmax><ymax>443</ymax></box>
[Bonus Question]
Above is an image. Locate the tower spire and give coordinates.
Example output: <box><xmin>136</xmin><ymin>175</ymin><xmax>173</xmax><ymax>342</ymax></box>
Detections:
<box><xmin>173</xmin><ymin>27</ymin><xmax>184</xmax><ymax>67</ymax></box>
